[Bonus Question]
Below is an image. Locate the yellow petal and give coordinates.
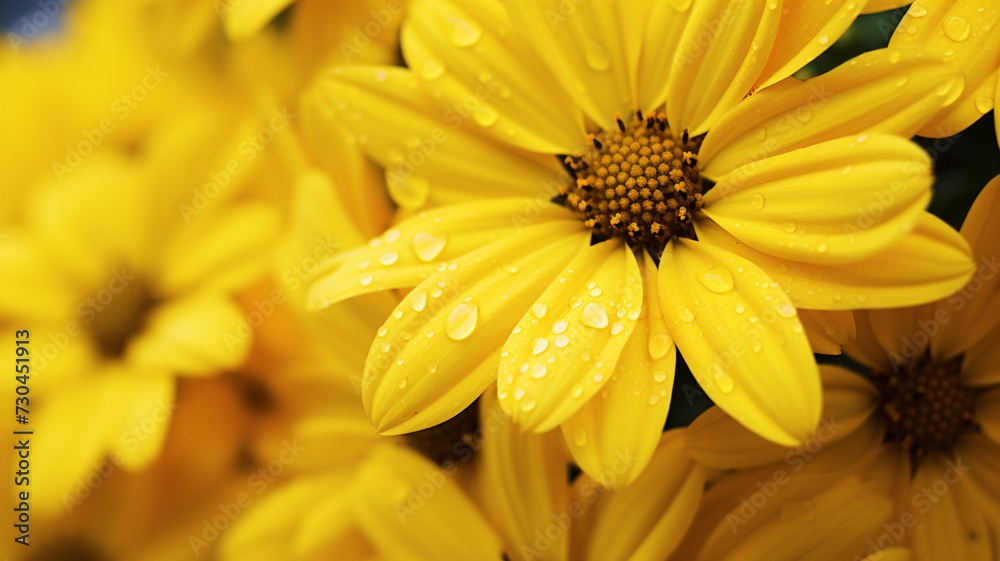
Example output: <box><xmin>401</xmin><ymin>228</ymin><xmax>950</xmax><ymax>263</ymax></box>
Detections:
<box><xmin>561</xmin><ymin>251</ymin><xmax>676</xmax><ymax>488</ymax></box>
<box><xmin>635</xmin><ymin>0</ymin><xmax>691</xmax><ymax>111</ymax></box>
<box><xmin>702</xmin><ymin>47</ymin><xmax>962</xmax><ymax>178</ymax></box>
<box><xmin>862</xmin><ymin>0</ymin><xmax>913</xmax><ymax>14</ymax></box>
<box><xmin>755</xmin><ymin>0</ymin><xmax>866</xmax><ymax>90</ymax></box>
<box><xmin>908</xmin><ymin>455</ymin><xmax>994</xmax><ymax>561</ymax></box>
<box><xmin>308</xmin><ymin>198</ymin><xmax>581</xmax><ymax>307</ymax></box>
<box><xmin>472</xmin><ymin>390</ymin><xmax>571</xmax><ymax>561</ymax></box>
<box><xmin>695</xmin><ymin>214</ymin><xmax>975</xmax><ymax>310</ymax></box>
<box><xmin>962</xmin><ymin>322</ymin><xmax>1000</xmax><ymax>387</ymax></box>
<box><xmin>798</xmin><ymin>309</ymin><xmax>856</xmax><ymax>355</ymax></box>
<box><xmin>129</xmin><ymin>293</ymin><xmax>250</xmax><ymax>374</ymax></box>
<box><xmin>861</xmin><ymin>550</ymin><xmax>912</xmax><ymax>561</ymax></box>
<box><xmin>659</xmin><ymin>238</ymin><xmax>821</xmax><ymax>446</ymax></box>
<box><xmin>315</xmin><ymin>66</ymin><xmax>560</xmax><ymax>208</ymax></box>
<box><xmin>703</xmin><ymin>134</ymin><xmax>932</xmax><ymax>265</ymax></box>
<box><xmin>685</xmin><ymin>364</ymin><xmax>877</xmax><ymax>469</ymax></box>
<box><xmin>977</xmin><ymin>387</ymin><xmax>1000</xmax><ymax>447</ymax></box>
<box><xmin>890</xmin><ymin>1</ymin><xmax>1000</xmax><ymax>137</ymax></box>
<box><xmin>932</xmin><ymin>174</ymin><xmax>1000</xmax><ymax>359</ymax></box>
<box><xmin>846</xmin><ymin>310</ymin><xmax>895</xmax><ymax>372</ymax></box>
<box><xmin>220</xmin><ymin>472</ymin><xmax>374</xmax><ymax>561</ymax></box>
<box><xmin>160</xmin><ymin>202</ymin><xmax>280</xmax><ymax>294</ymax></box>
<box><xmin>499</xmin><ymin>240</ymin><xmax>642</xmax><ymax>432</ymax></box>
<box><xmin>667</xmin><ymin>0</ymin><xmax>780</xmax><ymax>135</ymax></box>
<box><xmin>222</xmin><ymin>0</ymin><xmax>294</xmax><ymax>41</ymax></box>
<box><xmin>864</xmin><ymin>303</ymin><xmax>935</xmax><ymax>363</ymax></box>
<box><xmin>583</xmin><ymin>431</ymin><xmax>705</xmax><ymax>561</ymax></box>
<box><xmin>364</xmin><ymin>226</ymin><xmax>590</xmax><ymax>434</ymax></box>
<box><xmin>402</xmin><ymin>0</ymin><xmax>585</xmax><ymax>153</ymax></box>
<box><xmin>352</xmin><ymin>446</ymin><xmax>505</xmax><ymax>561</ymax></box>
<box><xmin>505</xmin><ymin>0</ymin><xmax>635</xmax><ymax>127</ymax></box>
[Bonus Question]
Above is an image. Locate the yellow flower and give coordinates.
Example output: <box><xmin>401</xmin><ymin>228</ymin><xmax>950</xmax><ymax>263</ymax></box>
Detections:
<box><xmin>309</xmin><ymin>0</ymin><xmax>976</xmax><ymax>485</ymax></box>
<box><xmin>890</xmin><ymin>0</ymin><xmax>1000</xmax><ymax>137</ymax></box>
<box><xmin>684</xmin><ymin>176</ymin><xmax>1000</xmax><ymax>561</ymax></box>
<box><xmin>0</xmin><ymin>124</ymin><xmax>280</xmax><ymax>512</ymax></box>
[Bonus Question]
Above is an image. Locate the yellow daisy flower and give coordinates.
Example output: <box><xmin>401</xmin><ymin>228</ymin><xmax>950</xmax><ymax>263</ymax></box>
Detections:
<box><xmin>309</xmin><ymin>0</ymin><xmax>976</xmax><ymax>484</ymax></box>
<box><xmin>890</xmin><ymin>0</ymin><xmax>1000</xmax><ymax>137</ymax></box>
<box><xmin>684</xmin><ymin>176</ymin><xmax>1000</xmax><ymax>561</ymax></box>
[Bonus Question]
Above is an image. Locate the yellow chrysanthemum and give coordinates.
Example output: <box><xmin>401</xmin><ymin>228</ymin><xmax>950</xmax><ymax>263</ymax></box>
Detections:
<box><xmin>309</xmin><ymin>0</ymin><xmax>977</xmax><ymax>485</ymax></box>
<box><xmin>684</xmin><ymin>176</ymin><xmax>1000</xmax><ymax>560</ymax></box>
<box><xmin>890</xmin><ymin>0</ymin><xmax>1000</xmax><ymax>137</ymax></box>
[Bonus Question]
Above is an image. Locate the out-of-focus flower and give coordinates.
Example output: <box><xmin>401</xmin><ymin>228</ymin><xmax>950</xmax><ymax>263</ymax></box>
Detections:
<box><xmin>890</xmin><ymin>1</ymin><xmax>1000</xmax><ymax>137</ymax></box>
<box><xmin>308</xmin><ymin>0</ymin><xmax>976</xmax><ymax>486</ymax></box>
<box><xmin>683</xmin><ymin>177</ymin><xmax>1000</xmax><ymax>560</ymax></box>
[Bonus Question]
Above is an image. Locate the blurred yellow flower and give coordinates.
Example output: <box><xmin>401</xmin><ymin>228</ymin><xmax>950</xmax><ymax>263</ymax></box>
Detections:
<box><xmin>309</xmin><ymin>0</ymin><xmax>976</xmax><ymax>487</ymax></box>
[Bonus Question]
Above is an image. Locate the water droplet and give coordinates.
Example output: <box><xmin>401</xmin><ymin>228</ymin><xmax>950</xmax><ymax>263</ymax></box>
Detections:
<box><xmin>654</xmin><ymin>370</ymin><xmax>668</xmax><ymax>383</ymax></box>
<box><xmin>447</xmin><ymin>16</ymin><xmax>482</xmax><ymax>47</ymax></box>
<box><xmin>699</xmin><ymin>269</ymin><xmax>735</xmax><ymax>293</ymax></box>
<box><xmin>532</xmin><ymin>303</ymin><xmax>548</xmax><ymax>318</ymax></box>
<box><xmin>410</xmin><ymin>291</ymin><xmax>427</xmax><ymax>312</ymax></box>
<box><xmin>360</xmin><ymin>275</ymin><xmax>374</xmax><ymax>286</ymax></box>
<box><xmin>474</xmin><ymin>105</ymin><xmax>499</xmax><ymax>127</ymax></box>
<box><xmin>533</xmin><ymin>338</ymin><xmax>549</xmax><ymax>355</ymax></box>
<box><xmin>781</xmin><ymin>221</ymin><xmax>797</xmax><ymax>233</ymax></box>
<box><xmin>888</xmin><ymin>51</ymin><xmax>902</xmax><ymax>63</ymax></box>
<box><xmin>584</xmin><ymin>40</ymin><xmax>611</xmax><ymax>70</ymax></box>
<box><xmin>554</xmin><ymin>334</ymin><xmax>570</xmax><ymax>348</ymax></box>
<box><xmin>755</xmin><ymin>129</ymin><xmax>767</xmax><ymax>141</ymax></box>
<box><xmin>856</xmin><ymin>134</ymin><xmax>869</xmax><ymax>143</ymax></box>
<box><xmin>976</xmin><ymin>96</ymin><xmax>993</xmax><ymax>114</ymax></box>
<box><xmin>818</xmin><ymin>34</ymin><xmax>829</xmax><ymax>45</ymax></box>
<box><xmin>842</xmin><ymin>165</ymin><xmax>853</xmax><ymax>176</ymax></box>
<box><xmin>751</xmin><ymin>193</ymin><xmax>765</xmax><ymax>210</ymax></box>
<box><xmin>446</xmin><ymin>303</ymin><xmax>478</xmax><ymax>340</ymax></box>
<box><xmin>649</xmin><ymin>394</ymin><xmax>660</xmax><ymax>405</ymax></box>
<box><xmin>503</xmin><ymin>264</ymin><xmax>519</xmax><ymax>274</ymax></box>
<box><xmin>384</xmin><ymin>229</ymin><xmax>401</xmax><ymax>243</ymax></box>
<box><xmin>378</xmin><ymin>326</ymin><xmax>388</xmax><ymax>337</ymax></box>
<box><xmin>573</xmin><ymin>429</ymin><xmax>588</xmax><ymax>446</ymax></box>
<box><xmin>398</xmin><ymin>377</ymin><xmax>407</xmax><ymax>388</ymax></box>
<box><xmin>420</xmin><ymin>59</ymin><xmax>446</xmax><ymax>80</ymax></box>
<box><xmin>412</xmin><ymin>232</ymin><xmax>447</xmax><ymax>262</ymax></box>
<box><xmin>514</xmin><ymin>388</ymin><xmax>525</xmax><ymax>400</ymax></box>
<box><xmin>552</xmin><ymin>320</ymin><xmax>568</xmax><ymax>334</ymax></box>
<box><xmin>909</xmin><ymin>2</ymin><xmax>927</xmax><ymax>17</ymax></box>
<box><xmin>776</xmin><ymin>302</ymin><xmax>797</xmax><ymax>318</ymax></box>
<box><xmin>590</xmin><ymin>287</ymin><xmax>602</xmax><ymax>297</ymax></box>
<box><xmin>379</xmin><ymin>251</ymin><xmax>399</xmax><ymax>266</ymax></box>
<box><xmin>520</xmin><ymin>400</ymin><xmax>536</xmax><ymax>412</ymax></box>
<box><xmin>581</xmin><ymin>302</ymin><xmax>609</xmax><ymax>328</ymax></box>
<box><xmin>387</xmin><ymin>173</ymin><xmax>431</xmax><ymax>209</ymax></box>
<box><xmin>611</xmin><ymin>322</ymin><xmax>624</xmax><ymax>335</ymax></box>
<box><xmin>710</xmin><ymin>363</ymin><xmax>734</xmax><ymax>393</ymax></box>
<box><xmin>817</xmin><ymin>242</ymin><xmax>828</xmax><ymax>253</ymax></box>
<box><xmin>648</xmin><ymin>333</ymin><xmax>671</xmax><ymax>360</ymax></box>
<box><xmin>943</xmin><ymin>15</ymin><xmax>970</xmax><ymax>41</ymax></box>
<box><xmin>734</xmin><ymin>303</ymin><xmax>746</xmax><ymax>314</ymax></box>
<box><xmin>374</xmin><ymin>70</ymin><xmax>388</xmax><ymax>82</ymax></box>
<box><xmin>530</xmin><ymin>363</ymin><xmax>547</xmax><ymax>378</ymax></box>
<box><xmin>678</xmin><ymin>307</ymin><xmax>695</xmax><ymax>323</ymax></box>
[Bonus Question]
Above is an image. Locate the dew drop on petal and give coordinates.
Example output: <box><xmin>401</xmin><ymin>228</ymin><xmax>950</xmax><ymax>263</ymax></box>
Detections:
<box><xmin>554</xmin><ymin>334</ymin><xmax>570</xmax><ymax>348</ymax></box>
<box><xmin>584</xmin><ymin>40</ymin><xmax>611</xmax><ymax>70</ymax></box>
<box><xmin>533</xmin><ymin>338</ymin><xmax>549</xmax><ymax>355</ymax></box>
<box><xmin>976</xmin><ymin>96</ymin><xmax>993</xmax><ymax>114</ymax></box>
<box><xmin>420</xmin><ymin>59</ymin><xmax>446</xmax><ymax>80</ymax></box>
<box><xmin>648</xmin><ymin>333</ymin><xmax>671</xmax><ymax>360</ymax></box>
<box><xmin>943</xmin><ymin>15</ymin><xmax>970</xmax><ymax>41</ymax></box>
<box><xmin>710</xmin><ymin>363</ymin><xmax>734</xmax><ymax>393</ymax></box>
<box><xmin>446</xmin><ymin>303</ymin><xmax>478</xmax><ymax>340</ymax></box>
<box><xmin>532</xmin><ymin>303</ymin><xmax>548</xmax><ymax>318</ymax></box>
<box><xmin>412</xmin><ymin>232</ymin><xmax>447</xmax><ymax>262</ymax></box>
<box><xmin>678</xmin><ymin>307</ymin><xmax>695</xmax><ymax>323</ymax></box>
<box><xmin>611</xmin><ymin>322</ymin><xmax>624</xmax><ymax>335</ymax></box>
<box><xmin>699</xmin><ymin>270</ymin><xmax>734</xmax><ymax>293</ymax></box>
<box><xmin>398</xmin><ymin>377</ymin><xmax>407</xmax><ymax>389</ymax></box>
<box><xmin>751</xmin><ymin>193</ymin><xmax>765</xmax><ymax>210</ymax></box>
<box><xmin>448</xmin><ymin>16</ymin><xmax>482</xmax><ymax>47</ymax></box>
<box><xmin>734</xmin><ymin>303</ymin><xmax>746</xmax><ymax>314</ymax></box>
<box><xmin>410</xmin><ymin>291</ymin><xmax>428</xmax><ymax>312</ymax></box>
<box><xmin>360</xmin><ymin>275</ymin><xmax>374</xmax><ymax>286</ymax></box>
<box><xmin>653</xmin><ymin>370</ymin><xmax>668</xmax><ymax>383</ymax></box>
<box><xmin>530</xmin><ymin>363</ymin><xmax>547</xmax><ymax>379</ymax></box>
<box><xmin>776</xmin><ymin>302</ymin><xmax>797</xmax><ymax>318</ymax></box>
<box><xmin>521</xmin><ymin>400</ymin><xmax>536</xmax><ymax>412</ymax></box>
<box><xmin>573</xmin><ymin>429</ymin><xmax>588</xmax><ymax>446</ymax></box>
<box><xmin>553</xmin><ymin>320</ymin><xmax>569</xmax><ymax>334</ymax></box>
<box><xmin>581</xmin><ymin>302</ymin><xmax>609</xmax><ymax>328</ymax></box>
<box><xmin>384</xmin><ymin>229</ymin><xmax>401</xmax><ymax>244</ymax></box>
<box><xmin>379</xmin><ymin>251</ymin><xmax>399</xmax><ymax>266</ymax></box>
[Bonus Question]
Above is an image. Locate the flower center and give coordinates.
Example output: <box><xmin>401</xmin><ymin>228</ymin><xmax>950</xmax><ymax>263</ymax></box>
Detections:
<box><xmin>88</xmin><ymin>274</ymin><xmax>157</xmax><ymax>359</ymax></box>
<box><xmin>873</xmin><ymin>352</ymin><xmax>978</xmax><ymax>465</ymax></box>
<box><xmin>558</xmin><ymin>111</ymin><xmax>703</xmax><ymax>257</ymax></box>
<box><xmin>403</xmin><ymin>399</ymin><xmax>480</xmax><ymax>466</ymax></box>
